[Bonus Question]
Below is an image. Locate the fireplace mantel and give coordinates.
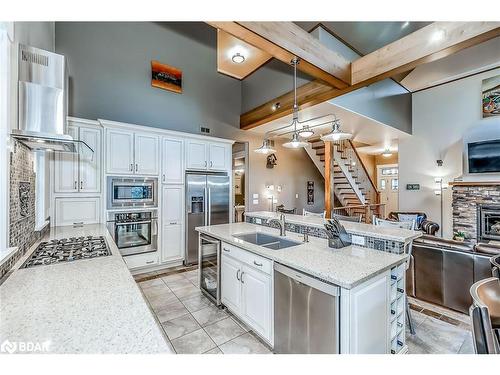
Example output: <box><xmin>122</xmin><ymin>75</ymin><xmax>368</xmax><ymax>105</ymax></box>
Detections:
<box><xmin>449</xmin><ymin>181</ymin><xmax>500</xmax><ymax>186</ymax></box>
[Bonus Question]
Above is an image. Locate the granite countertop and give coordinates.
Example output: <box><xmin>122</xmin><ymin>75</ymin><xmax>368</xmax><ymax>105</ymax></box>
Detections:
<box><xmin>0</xmin><ymin>224</ymin><xmax>172</xmax><ymax>354</ymax></box>
<box><xmin>245</xmin><ymin>211</ymin><xmax>422</xmax><ymax>243</ymax></box>
<box><xmin>196</xmin><ymin>222</ymin><xmax>407</xmax><ymax>290</ymax></box>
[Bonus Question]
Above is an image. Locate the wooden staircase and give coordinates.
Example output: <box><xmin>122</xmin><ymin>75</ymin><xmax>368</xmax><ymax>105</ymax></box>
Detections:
<box><xmin>306</xmin><ymin>137</ymin><xmax>380</xmax><ymax>222</ymax></box>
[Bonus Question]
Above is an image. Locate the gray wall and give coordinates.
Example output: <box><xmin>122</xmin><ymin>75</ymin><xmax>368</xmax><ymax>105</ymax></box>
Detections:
<box><xmin>56</xmin><ymin>22</ymin><xmax>241</xmax><ymax>138</ymax></box>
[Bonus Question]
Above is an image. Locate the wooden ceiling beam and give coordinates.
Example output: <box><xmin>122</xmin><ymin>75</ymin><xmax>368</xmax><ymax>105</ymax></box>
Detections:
<box><xmin>241</xmin><ymin>22</ymin><xmax>500</xmax><ymax>130</ymax></box>
<box><xmin>351</xmin><ymin>22</ymin><xmax>500</xmax><ymax>85</ymax></box>
<box><xmin>207</xmin><ymin>21</ymin><xmax>351</xmax><ymax>89</ymax></box>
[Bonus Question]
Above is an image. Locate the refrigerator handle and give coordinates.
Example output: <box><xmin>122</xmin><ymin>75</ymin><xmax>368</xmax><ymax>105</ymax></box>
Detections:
<box><xmin>204</xmin><ymin>187</ymin><xmax>208</xmax><ymax>226</ymax></box>
<box><xmin>207</xmin><ymin>188</ymin><xmax>211</xmax><ymax>226</ymax></box>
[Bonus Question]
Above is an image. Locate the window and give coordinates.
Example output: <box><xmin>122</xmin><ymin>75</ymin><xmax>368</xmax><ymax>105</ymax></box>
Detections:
<box><xmin>380</xmin><ymin>179</ymin><xmax>386</xmax><ymax>190</ymax></box>
<box><xmin>391</xmin><ymin>179</ymin><xmax>399</xmax><ymax>191</ymax></box>
<box><xmin>381</xmin><ymin>167</ymin><xmax>398</xmax><ymax>176</ymax></box>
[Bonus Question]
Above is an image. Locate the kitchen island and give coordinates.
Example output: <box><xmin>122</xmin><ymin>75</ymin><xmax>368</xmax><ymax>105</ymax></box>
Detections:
<box><xmin>0</xmin><ymin>224</ymin><xmax>173</xmax><ymax>354</ymax></box>
<box><xmin>196</xmin><ymin>222</ymin><xmax>411</xmax><ymax>354</ymax></box>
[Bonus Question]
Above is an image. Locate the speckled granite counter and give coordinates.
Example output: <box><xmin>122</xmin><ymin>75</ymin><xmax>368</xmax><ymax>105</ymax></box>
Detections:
<box><xmin>0</xmin><ymin>224</ymin><xmax>172</xmax><ymax>354</ymax></box>
<box><xmin>245</xmin><ymin>211</ymin><xmax>422</xmax><ymax>244</ymax></box>
<box><xmin>196</xmin><ymin>222</ymin><xmax>407</xmax><ymax>289</ymax></box>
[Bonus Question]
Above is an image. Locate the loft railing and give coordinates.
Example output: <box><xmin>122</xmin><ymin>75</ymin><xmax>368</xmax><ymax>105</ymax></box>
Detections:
<box><xmin>332</xmin><ymin>203</ymin><xmax>386</xmax><ymax>224</ymax></box>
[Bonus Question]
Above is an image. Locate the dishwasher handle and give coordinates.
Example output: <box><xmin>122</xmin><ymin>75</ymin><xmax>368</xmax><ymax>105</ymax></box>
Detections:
<box><xmin>274</xmin><ymin>263</ymin><xmax>340</xmax><ymax>297</ymax></box>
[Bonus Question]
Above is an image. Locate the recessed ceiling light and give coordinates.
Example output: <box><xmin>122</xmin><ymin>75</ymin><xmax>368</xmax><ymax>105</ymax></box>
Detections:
<box><xmin>382</xmin><ymin>148</ymin><xmax>393</xmax><ymax>157</ymax></box>
<box><xmin>430</xmin><ymin>29</ymin><xmax>445</xmax><ymax>43</ymax></box>
<box><xmin>232</xmin><ymin>52</ymin><xmax>245</xmax><ymax>64</ymax></box>
<box><xmin>271</xmin><ymin>102</ymin><xmax>281</xmax><ymax>111</ymax></box>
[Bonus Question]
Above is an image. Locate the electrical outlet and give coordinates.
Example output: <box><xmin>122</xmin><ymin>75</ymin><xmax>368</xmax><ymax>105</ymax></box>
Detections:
<box><xmin>253</xmin><ymin>193</ymin><xmax>259</xmax><ymax>199</ymax></box>
<box><xmin>351</xmin><ymin>235</ymin><xmax>365</xmax><ymax>246</ymax></box>
<box><xmin>295</xmin><ymin>193</ymin><xmax>299</xmax><ymax>199</ymax></box>
<box><xmin>253</xmin><ymin>199</ymin><xmax>259</xmax><ymax>205</ymax></box>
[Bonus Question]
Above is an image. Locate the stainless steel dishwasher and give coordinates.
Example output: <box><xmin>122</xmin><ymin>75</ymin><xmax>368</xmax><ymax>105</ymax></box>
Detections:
<box><xmin>274</xmin><ymin>263</ymin><xmax>340</xmax><ymax>354</ymax></box>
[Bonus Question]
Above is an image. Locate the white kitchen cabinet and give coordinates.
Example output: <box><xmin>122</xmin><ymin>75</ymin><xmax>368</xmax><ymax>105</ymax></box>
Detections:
<box><xmin>54</xmin><ymin>125</ymin><xmax>101</xmax><ymax>193</ymax></box>
<box><xmin>54</xmin><ymin>126</ymin><xmax>79</xmax><ymax>193</ymax></box>
<box><xmin>220</xmin><ymin>242</ymin><xmax>273</xmax><ymax>345</ymax></box>
<box><xmin>186</xmin><ymin>140</ymin><xmax>208</xmax><ymax>170</ymax></box>
<box><xmin>221</xmin><ymin>253</ymin><xmax>243</xmax><ymax>313</ymax></box>
<box><xmin>124</xmin><ymin>251</ymin><xmax>159</xmax><ymax>270</ymax></box>
<box><xmin>161</xmin><ymin>137</ymin><xmax>184</xmax><ymax>184</ymax></box>
<box><xmin>241</xmin><ymin>264</ymin><xmax>272</xmax><ymax>341</ymax></box>
<box><xmin>134</xmin><ymin>133</ymin><xmax>159</xmax><ymax>175</ymax></box>
<box><xmin>54</xmin><ymin>197</ymin><xmax>100</xmax><ymax>226</ymax></box>
<box><xmin>161</xmin><ymin>185</ymin><xmax>184</xmax><ymax>263</ymax></box>
<box><xmin>106</xmin><ymin>129</ymin><xmax>134</xmax><ymax>174</ymax></box>
<box><xmin>208</xmin><ymin>143</ymin><xmax>227</xmax><ymax>170</ymax></box>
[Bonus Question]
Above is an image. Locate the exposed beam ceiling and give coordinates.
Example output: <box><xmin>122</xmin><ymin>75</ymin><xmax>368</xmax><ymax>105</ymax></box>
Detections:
<box><xmin>207</xmin><ymin>21</ymin><xmax>350</xmax><ymax>89</ymax></box>
<box><xmin>351</xmin><ymin>22</ymin><xmax>500</xmax><ymax>85</ymax></box>
<box><xmin>240</xmin><ymin>22</ymin><xmax>500</xmax><ymax>130</ymax></box>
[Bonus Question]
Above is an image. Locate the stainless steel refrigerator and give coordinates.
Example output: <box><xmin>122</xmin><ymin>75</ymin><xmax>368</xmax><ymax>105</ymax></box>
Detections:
<box><xmin>185</xmin><ymin>172</ymin><xmax>230</xmax><ymax>265</ymax></box>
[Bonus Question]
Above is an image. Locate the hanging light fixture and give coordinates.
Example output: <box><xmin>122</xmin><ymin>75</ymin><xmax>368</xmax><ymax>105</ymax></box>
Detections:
<box><xmin>254</xmin><ymin>139</ymin><xmax>276</xmax><ymax>154</ymax></box>
<box><xmin>298</xmin><ymin>125</ymin><xmax>314</xmax><ymax>138</ymax></box>
<box><xmin>283</xmin><ymin>132</ymin><xmax>309</xmax><ymax>148</ymax></box>
<box><xmin>320</xmin><ymin>117</ymin><xmax>352</xmax><ymax>141</ymax></box>
<box><xmin>381</xmin><ymin>148</ymin><xmax>393</xmax><ymax>157</ymax></box>
<box><xmin>231</xmin><ymin>52</ymin><xmax>245</xmax><ymax>64</ymax></box>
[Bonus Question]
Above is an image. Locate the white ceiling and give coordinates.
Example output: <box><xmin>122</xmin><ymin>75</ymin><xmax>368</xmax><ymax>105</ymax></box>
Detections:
<box><xmin>249</xmin><ymin>101</ymin><xmax>410</xmax><ymax>148</ymax></box>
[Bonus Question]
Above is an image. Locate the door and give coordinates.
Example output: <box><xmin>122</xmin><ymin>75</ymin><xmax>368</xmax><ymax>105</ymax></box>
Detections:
<box><xmin>162</xmin><ymin>137</ymin><xmax>184</xmax><ymax>184</ymax></box>
<box><xmin>54</xmin><ymin>197</ymin><xmax>100</xmax><ymax>226</ymax></box>
<box><xmin>186</xmin><ymin>140</ymin><xmax>207</xmax><ymax>170</ymax></box>
<box><xmin>377</xmin><ymin>165</ymin><xmax>399</xmax><ymax>218</ymax></box>
<box><xmin>106</xmin><ymin>129</ymin><xmax>134</xmax><ymax>174</ymax></box>
<box><xmin>54</xmin><ymin>126</ymin><xmax>79</xmax><ymax>193</ymax></box>
<box><xmin>162</xmin><ymin>185</ymin><xmax>183</xmax><ymax>224</ymax></box>
<box><xmin>208</xmin><ymin>143</ymin><xmax>227</xmax><ymax>171</ymax></box>
<box><xmin>185</xmin><ymin>174</ymin><xmax>207</xmax><ymax>265</ymax></box>
<box><xmin>134</xmin><ymin>133</ymin><xmax>159</xmax><ymax>175</ymax></box>
<box><xmin>241</xmin><ymin>265</ymin><xmax>272</xmax><ymax>341</ymax></box>
<box><xmin>161</xmin><ymin>224</ymin><xmax>183</xmax><ymax>262</ymax></box>
<box><xmin>207</xmin><ymin>175</ymin><xmax>230</xmax><ymax>226</ymax></box>
<box><xmin>79</xmin><ymin>126</ymin><xmax>101</xmax><ymax>193</ymax></box>
<box><xmin>221</xmin><ymin>254</ymin><xmax>242</xmax><ymax>313</ymax></box>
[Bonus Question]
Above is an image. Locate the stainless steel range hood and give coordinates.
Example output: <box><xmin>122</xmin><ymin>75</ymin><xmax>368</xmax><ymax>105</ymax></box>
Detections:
<box><xmin>11</xmin><ymin>44</ymin><xmax>93</xmax><ymax>155</ymax></box>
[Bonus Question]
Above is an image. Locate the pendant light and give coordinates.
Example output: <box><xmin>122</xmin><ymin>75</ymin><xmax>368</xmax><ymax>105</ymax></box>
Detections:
<box><xmin>283</xmin><ymin>132</ymin><xmax>309</xmax><ymax>148</ymax></box>
<box><xmin>320</xmin><ymin>118</ymin><xmax>352</xmax><ymax>142</ymax></box>
<box><xmin>298</xmin><ymin>125</ymin><xmax>314</xmax><ymax>138</ymax></box>
<box><xmin>381</xmin><ymin>148</ymin><xmax>393</xmax><ymax>157</ymax></box>
<box><xmin>254</xmin><ymin>139</ymin><xmax>276</xmax><ymax>154</ymax></box>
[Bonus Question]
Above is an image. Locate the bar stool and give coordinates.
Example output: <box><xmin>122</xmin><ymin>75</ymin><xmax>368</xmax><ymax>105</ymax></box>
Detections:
<box><xmin>302</xmin><ymin>209</ymin><xmax>326</xmax><ymax>218</ymax></box>
<box><xmin>491</xmin><ymin>254</ymin><xmax>500</xmax><ymax>279</ymax></box>
<box><xmin>469</xmin><ymin>277</ymin><xmax>500</xmax><ymax>354</ymax></box>
<box><xmin>373</xmin><ymin>216</ymin><xmax>417</xmax><ymax>334</ymax></box>
<box><xmin>332</xmin><ymin>213</ymin><xmax>362</xmax><ymax>223</ymax></box>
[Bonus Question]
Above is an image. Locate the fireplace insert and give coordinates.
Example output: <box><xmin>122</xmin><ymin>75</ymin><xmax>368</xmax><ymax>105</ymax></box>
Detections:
<box><xmin>477</xmin><ymin>204</ymin><xmax>500</xmax><ymax>242</ymax></box>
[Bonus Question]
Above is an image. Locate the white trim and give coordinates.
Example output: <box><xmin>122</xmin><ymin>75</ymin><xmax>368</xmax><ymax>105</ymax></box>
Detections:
<box><xmin>98</xmin><ymin>118</ymin><xmax>235</xmax><ymax>145</ymax></box>
<box><xmin>67</xmin><ymin>116</ymin><xmax>100</xmax><ymax>127</ymax></box>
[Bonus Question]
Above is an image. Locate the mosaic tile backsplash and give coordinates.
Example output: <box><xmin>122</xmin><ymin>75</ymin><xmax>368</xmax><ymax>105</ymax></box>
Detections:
<box><xmin>246</xmin><ymin>216</ymin><xmax>406</xmax><ymax>254</ymax></box>
<box><xmin>0</xmin><ymin>141</ymin><xmax>47</xmax><ymax>280</ymax></box>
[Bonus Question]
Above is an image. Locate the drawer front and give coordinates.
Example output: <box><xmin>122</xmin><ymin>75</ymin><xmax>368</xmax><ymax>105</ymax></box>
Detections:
<box><xmin>221</xmin><ymin>242</ymin><xmax>272</xmax><ymax>275</ymax></box>
<box><xmin>123</xmin><ymin>252</ymin><xmax>159</xmax><ymax>269</ymax></box>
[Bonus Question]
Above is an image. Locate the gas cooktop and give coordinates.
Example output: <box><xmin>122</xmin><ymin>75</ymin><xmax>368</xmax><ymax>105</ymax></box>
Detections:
<box><xmin>23</xmin><ymin>236</ymin><xmax>111</xmax><ymax>268</ymax></box>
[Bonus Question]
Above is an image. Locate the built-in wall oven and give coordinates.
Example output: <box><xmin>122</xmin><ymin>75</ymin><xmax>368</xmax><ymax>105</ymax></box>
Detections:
<box><xmin>107</xmin><ymin>176</ymin><xmax>158</xmax><ymax>209</ymax></box>
<box><xmin>106</xmin><ymin>210</ymin><xmax>158</xmax><ymax>256</ymax></box>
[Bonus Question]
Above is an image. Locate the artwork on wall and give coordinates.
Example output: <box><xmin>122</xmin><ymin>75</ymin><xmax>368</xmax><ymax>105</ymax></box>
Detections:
<box><xmin>18</xmin><ymin>181</ymin><xmax>30</xmax><ymax>217</ymax></box>
<box><xmin>266</xmin><ymin>154</ymin><xmax>277</xmax><ymax>169</ymax></box>
<box><xmin>151</xmin><ymin>60</ymin><xmax>182</xmax><ymax>94</ymax></box>
<box><xmin>307</xmin><ymin>181</ymin><xmax>314</xmax><ymax>205</ymax></box>
<box><xmin>482</xmin><ymin>75</ymin><xmax>500</xmax><ymax>118</ymax></box>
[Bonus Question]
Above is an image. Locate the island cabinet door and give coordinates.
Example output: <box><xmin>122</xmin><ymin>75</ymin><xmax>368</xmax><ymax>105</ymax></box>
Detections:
<box><xmin>221</xmin><ymin>254</ymin><xmax>242</xmax><ymax>313</ymax></box>
<box><xmin>240</xmin><ymin>265</ymin><xmax>272</xmax><ymax>343</ymax></box>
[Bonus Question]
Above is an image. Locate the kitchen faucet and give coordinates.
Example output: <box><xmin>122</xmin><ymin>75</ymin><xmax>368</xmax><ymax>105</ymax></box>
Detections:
<box><xmin>269</xmin><ymin>214</ymin><xmax>286</xmax><ymax>236</ymax></box>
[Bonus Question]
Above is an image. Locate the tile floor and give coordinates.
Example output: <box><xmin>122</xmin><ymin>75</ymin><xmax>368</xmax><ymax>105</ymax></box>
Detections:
<box><xmin>137</xmin><ymin>268</ymin><xmax>474</xmax><ymax>354</ymax></box>
<box><xmin>137</xmin><ymin>269</ymin><xmax>272</xmax><ymax>354</ymax></box>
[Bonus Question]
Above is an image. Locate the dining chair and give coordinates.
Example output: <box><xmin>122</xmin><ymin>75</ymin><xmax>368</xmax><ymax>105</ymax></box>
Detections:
<box><xmin>332</xmin><ymin>213</ymin><xmax>362</xmax><ymax>223</ymax></box>
<box><xmin>372</xmin><ymin>216</ymin><xmax>417</xmax><ymax>334</ymax></box>
<box><xmin>469</xmin><ymin>277</ymin><xmax>500</xmax><ymax>354</ymax></box>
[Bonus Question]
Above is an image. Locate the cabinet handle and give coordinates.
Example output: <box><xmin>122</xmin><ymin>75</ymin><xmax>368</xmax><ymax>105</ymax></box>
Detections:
<box><xmin>236</xmin><ymin>269</ymin><xmax>240</xmax><ymax>281</ymax></box>
<box><xmin>210</xmin><ymin>161</ymin><xmax>213</xmax><ymax>168</ymax></box>
<box><xmin>162</xmin><ymin>174</ymin><xmax>166</xmax><ymax>182</ymax></box>
<box><xmin>253</xmin><ymin>260</ymin><xmax>263</xmax><ymax>267</ymax></box>
<box><xmin>130</xmin><ymin>164</ymin><xmax>133</xmax><ymax>171</ymax></box>
<box><xmin>223</xmin><ymin>248</ymin><xmax>230</xmax><ymax>252</ymax></box>
<box><xmin>204</xmin><ymin>160</ymin><xmax>207</xmax><ymax>167</ymax></box>
<box><xmin>169</xmin><ymin>222</ymin><xmax>177</xmax><ymax>225</ymax></box>
<box><xmin>74</xmin><ymin>181</ymin><xmax>77</xmax><ymax>189</ymax></box>
<box><xmin>73</xmin><ymin>221</ymin><xmax>84</xmax><ymax>227</ymax></box>
<box><xmin>80</xmin><ymin>181</ymin><xmax>83</xmax><ymax>190</ymax></box>
<box><xmin>240</xmin><ymin>271</ymin><xmax>245</xmax><ymax>284</ymax></box>
<box><xmin>145</xmin><ymin>260</ymin><xmax>154</xmax><ymax>264</ymax></box>
<box><xmin>135</xmin><ymin>164</ymin><xmax>138</xmax><ymax>172</ymax></box>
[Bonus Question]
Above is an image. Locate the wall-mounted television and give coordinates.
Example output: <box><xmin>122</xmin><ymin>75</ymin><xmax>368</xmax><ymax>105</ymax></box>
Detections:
<box><xmin>468</xmin><ymin>139</ymin><xmax>500</xmax><ymax>173</ymax></box>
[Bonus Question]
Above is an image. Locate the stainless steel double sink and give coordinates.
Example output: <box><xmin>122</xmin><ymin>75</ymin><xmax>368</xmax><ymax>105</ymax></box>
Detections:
<box><xmin>233</xmin><ymin>232</ymin><xmax>301</xmax><ymax>250</ymax></box>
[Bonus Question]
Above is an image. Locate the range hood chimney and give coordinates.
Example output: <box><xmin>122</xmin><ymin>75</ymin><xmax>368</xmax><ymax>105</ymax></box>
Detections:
<box><xmin>11</xmin><ymin>44</ymin><xmax>92</xmax><ymax>155</ymax></box>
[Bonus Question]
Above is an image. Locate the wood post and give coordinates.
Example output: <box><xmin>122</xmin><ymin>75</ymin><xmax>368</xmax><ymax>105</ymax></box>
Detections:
<box><xmin>324</xmin><ymin>141</ymin><xmax>334</xmax><ymax>219</ymax></box>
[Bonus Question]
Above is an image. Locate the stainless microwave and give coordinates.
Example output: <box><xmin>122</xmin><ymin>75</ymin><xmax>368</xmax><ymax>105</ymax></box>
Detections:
<box><xmin>107</xmin><ymin>176</ymin><xmax>158</xmax><ymax>209</ymax></box>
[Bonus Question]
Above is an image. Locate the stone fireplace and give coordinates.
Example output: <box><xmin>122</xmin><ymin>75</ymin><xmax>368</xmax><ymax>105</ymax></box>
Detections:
<box><xmin>452</xmin><ymin>182</ymin><xmax>500</xmax><ymax>242</ymax></box>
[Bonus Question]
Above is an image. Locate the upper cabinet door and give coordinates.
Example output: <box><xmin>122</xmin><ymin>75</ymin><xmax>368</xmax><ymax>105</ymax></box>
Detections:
<box><xmin>134</xmin><ymin>133</ymin><xmax>159</xmax><ymax>175</ymax></box>
<box><xmin>54</xmin><ymin>126</ymin><xmax>79</xmax><ymax>193</ymax></box>
<box><xmin>162</xmin><ymin>137</ymin><xmax>184</xmax><ymax>184</ymax></box>
<box><xmin>106</xmin><ymin>129</ymin><xmax>134</xmax><ymax>175</ymax></box>
<box><xmin>78</xmin><ymin>126</ymin><xmax>101</xmax><ymax>193</ymax></box>
<box><xmin>208</xmin><ymin>143</ymin><xmax>228</xmax><ymax>171</ymax></box>
<box><xmin>186</xmin><ymin>140</ymin><xmax>208</xmax><ymax>170</ymax></box>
